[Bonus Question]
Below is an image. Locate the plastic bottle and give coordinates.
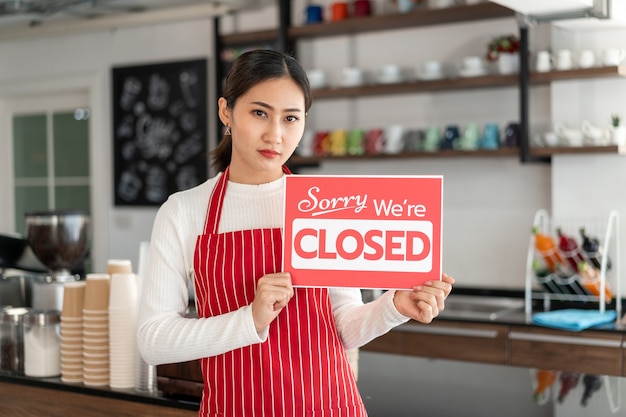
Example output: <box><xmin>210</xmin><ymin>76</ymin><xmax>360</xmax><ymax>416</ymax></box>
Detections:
<box><xmin>580</xmin><ymin>227</ymin><xmax>612</xmax><ymax>271</ymax></box>
<box><xmin>534</xmin><ymin>369</ymin><xmax>557</xmax><ymax>403</ymax></box>
<box><xmin>578</xmin><ymin>261</ymin><xmax>614</xmax><ymax>302</ymax></box>
<box><xmin>581</xmin><ymin>374</ymin><xmax>603</xmax><ymax>407</ymax></box>
<box><xmin>557</xmin><ymin>372</ymin><xmax>580</xmax><ymax>403</ymax></box>
<box><xmin>556</xmin><ymin>228</ymin><xmax>586</xmax><ymax>271</ymax></box>
<box><xmin>533</xmin><ymin>228</ymin><xmax>567</xmax><ymax>273</ymax></box>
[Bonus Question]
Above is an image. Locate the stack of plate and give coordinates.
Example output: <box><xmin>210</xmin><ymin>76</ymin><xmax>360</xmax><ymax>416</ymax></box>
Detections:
<box><xmin>60</xmin><ymin>281</ymin><xmax>85</xmax><ymax>383</ymax></box>
<box><xmin>82</xmin><ymin>273</ymin><xmax>110</xmax><ymax>387</ymax></box>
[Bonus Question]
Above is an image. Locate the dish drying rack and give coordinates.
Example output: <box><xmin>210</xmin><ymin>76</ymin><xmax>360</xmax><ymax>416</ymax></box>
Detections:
<box><xmin>524</xmin><ymin>209</ymin><xmax>622</xmax><ymax>320</ymax></box>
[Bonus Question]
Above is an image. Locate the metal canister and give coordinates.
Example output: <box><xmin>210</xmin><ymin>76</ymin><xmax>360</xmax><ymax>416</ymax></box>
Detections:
<box><xmin>0</xmin><ymin>307</ymin><xmax>31</xmax><ymax>374</ymax></box>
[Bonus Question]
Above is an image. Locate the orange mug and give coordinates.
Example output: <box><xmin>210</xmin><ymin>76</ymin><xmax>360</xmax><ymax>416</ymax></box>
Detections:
<box><xmin>330</xmin><ymin>2</ymin><xmax>349</xmax><ymax>21</ymax></box>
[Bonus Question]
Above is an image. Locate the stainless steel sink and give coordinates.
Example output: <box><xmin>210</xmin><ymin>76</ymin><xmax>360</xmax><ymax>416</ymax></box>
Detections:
<box><xmin>440</xmin><ymin>295</ymin><xmax>525</xmax><ymax>321</ymax></box>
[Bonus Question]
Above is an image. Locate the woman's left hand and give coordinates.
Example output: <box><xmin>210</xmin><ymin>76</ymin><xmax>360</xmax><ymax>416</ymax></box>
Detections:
<box><xmin>393</xmin><ymin>273</ymin><xmax>455</xmax><ymax>324</ymax></box>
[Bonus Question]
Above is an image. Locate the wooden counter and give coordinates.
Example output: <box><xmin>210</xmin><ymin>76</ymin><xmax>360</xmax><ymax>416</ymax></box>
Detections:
<box><xmin>365</xmin><ymin>320</ymin><xmax>509</xmax><ymax>365</ymax></box>
<box><xmin>154</xmin><ymin>313</ymin><xmax>626</xmax><ymax>400</ymax></box>
<box><xmin>2</xmin><ymin>308</ymin><xmax>623</xmax><ymax>414</ymax></box>
<box><xmin>0</xmin><ymin>376</ymin><xmax>198</xmax><ymax>417</ymax></box>
<box><xmin>362</xmin><ymin>317</ymin><xmax>625</xmax><ymax>377</ymax></box>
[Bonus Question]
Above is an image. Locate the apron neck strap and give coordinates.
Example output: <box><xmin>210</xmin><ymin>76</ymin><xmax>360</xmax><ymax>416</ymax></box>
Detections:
<box><xmin>203</xmin><ymin>165</ymin><xmax>291</xmax><ymax>234</ymax></box>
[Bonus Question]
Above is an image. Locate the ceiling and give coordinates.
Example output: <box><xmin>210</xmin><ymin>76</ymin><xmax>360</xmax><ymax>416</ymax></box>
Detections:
<box><xmin>0</xmin><ymin>0</ymin><xmax>258</xmax><ymax>39</ymax></box>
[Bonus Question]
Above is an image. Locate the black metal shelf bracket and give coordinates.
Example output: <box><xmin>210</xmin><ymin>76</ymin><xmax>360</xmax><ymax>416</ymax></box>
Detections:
<box><xmin>517</xmin><ymin>14</ymin><xmax>550</xmax><ymax>163</ymax></box>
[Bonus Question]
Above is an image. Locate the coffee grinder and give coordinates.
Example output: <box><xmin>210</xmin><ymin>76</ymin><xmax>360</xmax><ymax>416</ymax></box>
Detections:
<box><xmin>24</xmin><ymin>210</ymin><xmax>91</xmax><ymax>311</ymax></box>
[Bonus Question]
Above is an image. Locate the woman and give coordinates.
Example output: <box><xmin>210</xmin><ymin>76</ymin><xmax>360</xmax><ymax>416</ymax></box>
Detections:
<box><xmin>137</xmin><ymin>49</ymin><xmax>454</xmax><ymax>417</ymax></box>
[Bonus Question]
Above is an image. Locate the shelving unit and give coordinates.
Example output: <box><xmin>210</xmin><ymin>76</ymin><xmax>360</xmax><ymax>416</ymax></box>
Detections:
<box><xmin>530</xmin><ymin>144</ymin><xmax>626</xmax><ymax>157</ymax></box>
<box><xmin>216</xmin><ymin>2</ymin><xmax>626</xmax><ymax>163</ymax></box>
<box><xmin>523</xmin><ymin>209</ymin><xmax>622</xmax><ymax>320</ymax></box>
<box><xmin>288</xmin><ymin>2</ymin><xmax>513</xmax><ymax>38</ymax></box>
<box><xmin>219</xmin><ymin>3</ymin><xmax>514</xmax><ymax>45</ymax></box>
<box><xmin>288</xmin><ymin>147</ymin><xmax>518</xmax><ymax>166</ymax></box>
<box><xmin>307</xmin><ymin>65</ymin><xmax>626</xmax><ymax>99</ymax></box>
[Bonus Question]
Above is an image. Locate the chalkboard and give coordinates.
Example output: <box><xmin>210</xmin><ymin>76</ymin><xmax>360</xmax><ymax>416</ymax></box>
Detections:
<box><xmin>112</xmin><ymin>58</ymin><xmax>208</xmax><ymax>206</ymax></box>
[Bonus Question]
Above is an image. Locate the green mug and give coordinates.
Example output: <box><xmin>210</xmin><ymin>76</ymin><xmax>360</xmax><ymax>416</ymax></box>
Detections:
<box><xmin>456</xmin><ymin>123</ymin><xmax>480</xmax><ymax>150</ymax></box>
<box><xmin>347</xmin><ymin>129</ymin><xmax>365</xmax><ymax>155</ymax></box>
<box><xmin>423</xmin><ymin>126</ymin><xmax>441</xmax><ymax>152</ymax></box>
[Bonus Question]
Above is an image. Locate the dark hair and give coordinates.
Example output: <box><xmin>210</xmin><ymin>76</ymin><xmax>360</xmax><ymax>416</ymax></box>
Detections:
<box><xmin>211</xmin><ymin>49</ymin><xmax>312</xmax><ymax>172</ymax></box>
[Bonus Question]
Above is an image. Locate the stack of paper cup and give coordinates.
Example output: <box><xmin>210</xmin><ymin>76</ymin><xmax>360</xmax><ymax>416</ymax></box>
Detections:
<box><xmin>60</xmin><ymin>281</ymin><xmax>86</xmax><ymax>383</ymax></box>
<box><xmin>108</xmin><ymin>272</ymin><xmax>138</xmax><ymax>389</ymax></box>
<box><xmin>82</xmin><ymin>273</ymin><xmax>110</xmax><ymax>387</ymax></box>
<box><xmin>135</xmin><ymin>241</ymin><xmax>157</xmax><ymax>393</ymax></box>
<box><xmin>107</xmin><ymin>259</ymin><xmax>133</xmax><ymax>275</ymax></box>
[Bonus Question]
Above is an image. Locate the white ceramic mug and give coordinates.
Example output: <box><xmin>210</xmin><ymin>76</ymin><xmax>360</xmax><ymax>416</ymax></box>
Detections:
<box><xmin>297</xmin><ymin>130</ymin><xmax>315</xmax><ymax>157</ymax></box>
<box><xmin>602</xmin><ymin>48</ymin><xmax>626</xmax><ymax>66</ymax></box>
<box><xmin>463</xmin><ymin>56</ymin><xmax>483</xmax><ymax>71</ymax></box>
<box><xmin>397</xmin><ymin>0</ymin><xmax>415</xmax><ymax>12</ymax></box>
<box><xmin>429</xmin><ymin>0</ymin><xmax>456</xmax><ymax>8</ymax></box>
<box><xmin>306</xmin><ymin>69</ymin><xmax>327</xmax><ymax>89</ymax></box>
<box><xmin>578</xmin><ymin>50</ymin><xmax>596</xmax><ymax>69</ymax></box>
<box><xmin>377</xmin><ymin>65</ymin><xmax>402</xmax><ymax>83</ymax></box>
<box><xmin>556</xmin><ymin>49</ymin><xmax>573</xmax><ymax>71</ymax></box>
<box><xmin>384</xmin><ymin>125</ymin><xmax>405</xmax><ymax>154</ymax></box>
<box><xmin>543</xmin><ymin>132</ymin><xmax>559</xmax><ymax>147</ymax></box>
<box><xmin>340</xmin><ymin>67</ymin><xmax>364</xmax><ymax>87</ymax></box>
<box><xmin>535</xmin><ymin>51</ymin><xmax>551</xmax><ymax>72</ymax></box>
<box><xmin>419</xmin><ymin>60</ymin><xmax>443</xmax><ymax>77</ymax></box>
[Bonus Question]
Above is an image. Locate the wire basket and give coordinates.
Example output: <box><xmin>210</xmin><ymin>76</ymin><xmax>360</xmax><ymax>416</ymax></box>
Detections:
<box><xmin>524</xmin><ymin>209</ymin><xmax>621</xmax><ymax>319</ymax></box>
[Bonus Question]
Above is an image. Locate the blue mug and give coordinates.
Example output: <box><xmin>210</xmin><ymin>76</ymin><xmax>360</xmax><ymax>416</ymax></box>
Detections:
<box><xmin>305</xmin><ymin>4</ymin><xmax>324</xmax><ymax>24</ymax></box>
<box><xmin>441</xmin><ymin>125</ymin><xmax>460</xmax><ymax>150</ymax></box>
<box><xmin>504</xmin><ymin>122</ymin><xmax>520</xmax><ymax>148</ymax></box>
<box><xmin>481</xmin><ymin>123</ymin><xmax>500</xmax><ymax>149</ymax></box>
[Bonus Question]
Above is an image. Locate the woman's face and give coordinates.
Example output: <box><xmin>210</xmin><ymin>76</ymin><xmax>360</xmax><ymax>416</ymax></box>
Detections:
<box><xmin>219</xmin><ymin>76</ymin><xmax>306</xmax><ymax>184</ymax></box>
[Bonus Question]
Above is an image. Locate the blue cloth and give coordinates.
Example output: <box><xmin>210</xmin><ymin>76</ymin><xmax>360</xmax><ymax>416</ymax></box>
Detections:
<box><xmin>532</xmin><ymin>309</ymin><xmax>617</xmax><ymax>332</ymax></box>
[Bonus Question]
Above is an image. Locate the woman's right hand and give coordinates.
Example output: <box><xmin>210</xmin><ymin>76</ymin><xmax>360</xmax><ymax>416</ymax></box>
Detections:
<box><xmin>251</xmin><ymin>272</ymin><xmax>294</xmax><ymax>332</ymax></box>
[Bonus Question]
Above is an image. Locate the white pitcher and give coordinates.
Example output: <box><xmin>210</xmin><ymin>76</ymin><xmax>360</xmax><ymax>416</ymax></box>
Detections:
<box><xmin>602</xmin><ymin>48</ymin><xmax>626</xmax><ymax>66</ymax></box>
<box><xmin>581</xmin><ymin>120</ymin><xmax>608</xmax><ymax>145</ymax></box>
<box><xmin>554</xmin><ymin>121</ymin><xmax>583</xmax><ymax>146</ymax></box>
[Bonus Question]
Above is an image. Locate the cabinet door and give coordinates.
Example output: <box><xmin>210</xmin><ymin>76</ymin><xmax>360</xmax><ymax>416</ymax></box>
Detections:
<box><xmin>363</xmin><ymin>320</ymin><xmax>509</xmax><ymax>365</ymax></box>
<box><xmin>157</xmin><ymin>361</ymin><xmax>203</xmax><ymax>398</ymax></box>
<box><xmin>509</xmin><ymin>325</ymin><xmax>623</xmax><ymax>376</ymax></box>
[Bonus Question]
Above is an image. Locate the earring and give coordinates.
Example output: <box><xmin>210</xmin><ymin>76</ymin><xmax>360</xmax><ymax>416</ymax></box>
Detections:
<box><xmin>224</xmin><ymin>126</ymin><xmax>231</xmax><ymax>136</ymax></box>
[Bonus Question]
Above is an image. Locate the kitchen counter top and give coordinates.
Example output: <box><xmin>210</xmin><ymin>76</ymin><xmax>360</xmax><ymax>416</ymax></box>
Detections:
<box><xmin>436</xmin><ymin>286</ymin><xmax>626</xmax><ymax>332</ymax></box>
<box><xmin>363</xmin><ymin>289</ymin><xmax>626</xmax><ymax>377</ymax></box>
<box><xmin>2</xmin><ymin>289</ymin><xmax>624</xmax><ymax>410</ymax></box>
<box><xmin>437</xmin><ymin>303</ymin><xmax>626</xmax><ymax>332</ymax></box>
<box><xmin>0</xmin><ymin>373</ymin><xmax>199</xmax><ymax>413</ymax></box>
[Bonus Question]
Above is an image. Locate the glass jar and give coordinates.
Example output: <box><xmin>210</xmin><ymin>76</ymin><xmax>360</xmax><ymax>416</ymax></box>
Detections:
<box><xmin>24</xmin><ymin>310</ymin><xmax>61</xmax><ymax>378</ymax></box>
<box><xmin>0</xmin><ymin>307</ymin><xmax>31</xmax><ymax>374</ymax></box>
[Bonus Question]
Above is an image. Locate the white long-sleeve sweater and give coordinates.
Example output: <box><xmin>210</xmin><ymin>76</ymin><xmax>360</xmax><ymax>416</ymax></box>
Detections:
<box><xmin>137</xmin><ymin>172</ymin><xmax>409</xmax><ymax>366</ymax></box>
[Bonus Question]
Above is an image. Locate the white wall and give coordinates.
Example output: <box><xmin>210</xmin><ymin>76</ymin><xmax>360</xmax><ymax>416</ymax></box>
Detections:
<box><xmin>1</xmin><ymin>3</ymin><xmax>626</xmax><ymax>417</ymax></box>
<box><xmin>0</xmin><ymin>18</ymin><xmax>216</xmax><ymax>272</ymax></box>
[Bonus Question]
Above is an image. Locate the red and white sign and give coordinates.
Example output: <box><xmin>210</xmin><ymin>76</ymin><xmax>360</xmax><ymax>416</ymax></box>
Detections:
<box><xmin>283</xmin><ymin>175</ymin><xmax>443</xmax><ymax>289</ymax></box>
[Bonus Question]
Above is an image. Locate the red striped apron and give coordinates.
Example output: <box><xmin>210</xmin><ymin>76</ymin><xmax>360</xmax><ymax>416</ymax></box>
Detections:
<box><xmin>193</xmin><ymin>166</ymin><xmax>367</xmax><ymax>417</ymax></box>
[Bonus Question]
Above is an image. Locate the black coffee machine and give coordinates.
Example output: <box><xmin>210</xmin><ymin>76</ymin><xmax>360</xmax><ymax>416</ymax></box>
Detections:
<box><xmin>0</xmin><ymin>233</ymin><xmax>47</xmax><ymax>307</ymax></box>
<box><xmin>0</xmin><ymin>210</ymin><xmax>89</xmax><ymax>309</ymax></box>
